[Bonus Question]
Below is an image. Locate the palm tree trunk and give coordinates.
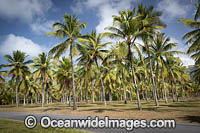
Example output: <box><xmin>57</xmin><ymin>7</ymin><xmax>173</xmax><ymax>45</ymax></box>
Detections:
<box><xmin>15</xmin><ymin>76</ymin><xmax>19</xmax><ymax>107</ymax></box>
<box><xmin>109</xmin><ymin>88</ymin><xmax>112</xmax><ymax>102</ymax></box>
<box><xmin>85</xmin><ymin>87</ymin><xmax>88</xmax><ymax>103</ymax></box>
<box><xmin>122</xmin><ymin>74</ymin><xmax>127</xmax><ymax>104</ymax></box>
<box><xmin>171</xmin><ymin>80</ymin><xmax>176</xmax><ymax>102</ymax></box>
<box><xmin>145</xmin><ymin>44</ymin><xmax>159</xmax><ymax>106</ymax></box>
<box><xmin>42</xmin><ymin>73</ymin><xmax>45</xmax><ymax>107</ymax></box>
<box><xmin>182</xmin><ymin>86</ymin><xmax>185</xmax><ymax>99</ymax></box>
<box><xmin>128</xmin><ymin>44</ymin><xmax>142</xmax><ymax>110</ymax></box>
<box><xmin>149</xmin><ymin>54</ymin><xmax>159</xmax><ymax>106</ymax></box>
<box><xmin>70</xmin><ymin>45</ymin><xmax>77</xmax><ymax>110</ymax></box>
<box><xmin>23</xmin><ymin>95</ymin><xmax>26</xmax><ymax>105</ymax></box>
<box><xmin>162</xmin><ymin>72</ymin><xmax>168</xmax><ymax>104</ymax></box>
<box><xmin>35</xmin><ymin>95</ymin><xmax>38</xmax><ymax>103</ymax></box>
<box><xmin>80</xmin><ymin>87</ymin><xmax>83</xmax><ymax>102</ymax></box>
<box><xmin>92</xmin><ymin>80</ymin><xmax>95</xmax><ymax>103</ymax></box>
<box><xmin>129</xmin><ymin>88</ymin><xmax>133</xmax><ymax>101</ymax></box>
<box><xmin>95</xmin><ymin>60</ymin><xmax>106</xmax><ymax>106</ymax></box>
<box><xmin>120</xmin><ymin>88</ymin><xmax>123</xmax><ymax>101</ymax></box>
<box><xmin>144</xmin><ymin>78</ymin><xmax>148</xmax><ymax>101</ymax></box>
<box><xmin>174</xmin><ymin>80</ymin><xmax>179</xmax><ymax>102</ymax></box>
<box><xmin>31</xmin><ymin>98</ymin><xmax>33</xmax><ymax>104</ymax></box>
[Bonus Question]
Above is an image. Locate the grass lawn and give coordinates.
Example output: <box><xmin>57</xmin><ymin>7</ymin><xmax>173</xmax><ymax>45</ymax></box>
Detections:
<box><xmin>0</xmin><ymin>97</ymin><xmax>200</xmax><ymax>125</ymax></box>
<box><xmin>0</xmin><ymin>119</ymin><xmax>87</xmax><ymax>133</ymax></box>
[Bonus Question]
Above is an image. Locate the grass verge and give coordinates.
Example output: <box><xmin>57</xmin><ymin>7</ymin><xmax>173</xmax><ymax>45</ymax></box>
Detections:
<box><xmin>0</xmin><ymin>118</ymin><xmax>87</xmax><ymax>133</ymax></box>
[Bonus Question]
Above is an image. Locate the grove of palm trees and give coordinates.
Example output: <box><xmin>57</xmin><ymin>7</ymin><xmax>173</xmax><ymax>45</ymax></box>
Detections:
<box><xmin>0</xmin><ymin>2</ymin><xmax>200</xmax><ymax>129</ymax></box>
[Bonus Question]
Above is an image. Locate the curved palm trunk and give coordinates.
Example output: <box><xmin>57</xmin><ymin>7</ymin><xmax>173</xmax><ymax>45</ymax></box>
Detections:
<box><xmin>122</xmin><ymin>73</ymin><xmax>127</xmax><ymax>104</ymax></box>
<box><xmin>42</xmin><ymin>72</ymin><xmax>45</xmax><ymax>107</ymax></box>
<box><xmin>129</xmin><ymin>88</ymin><xmax>133</xmax><ymax>101</ymax></box>
<box><xmin>70</xmin><ymin>45</ymin><xmax>77</xmax><ymax>110</ymax></box>
<box><xmin>15</xmin><ymin>76</ymin><xmax>19</xmax><ymax>107</ymax></box>
<box><xmin>161</xmin><ymin>72</ymin><xmax>168</xmax><ymax>104</ymax></box>
<box><xmin>23</xmin><ymin>95</ymin><xmax>26</xmax><ymax>105</ymax></box>
<box><xmin>109</xmin><ymin>89</ymin><xmax>112</xmax><ymax>102</ymax></box>
<box><xmin>174</xmin><ymin>80</ymin><xmax>179</xmax><ymax>102</ymax></box>
<box><xmin>95</xmin><ymin>60</ymin><xmax>106</xmax><ymax>106</ymax></box>
<box><xmin>171</xmin><ymin>80</ymin><xmax>176</xmax><ymax>102</ymax></box>
<box><xmin>144</xmin><ymin>77</ymin><xmax>148</xmax><ymax>101</ymax></box>
<box><xmin>147</xmin><ymin>45</ymin><xmax>159</xmax><ymax>106</ymax></box>
<box><xmin>182</xmin><ymin>86</ymin><xmax>185</xmax><ymax>99</ymax></box>
<box><xmin>92</xmin><ymin>80</ymin><xmax>95</xmax><ymax>104</ymax></box>
<box><xmin>128</xmin><ymin>44</ymin><xmax>142</xmax><ymax>110</ymax></box>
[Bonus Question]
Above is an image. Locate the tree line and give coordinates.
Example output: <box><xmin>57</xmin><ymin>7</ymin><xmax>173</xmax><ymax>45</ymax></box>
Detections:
<box><xmin>0</xmin><ymin>3</ymin><xmax>200</xmax><ymax>110</ymax></box>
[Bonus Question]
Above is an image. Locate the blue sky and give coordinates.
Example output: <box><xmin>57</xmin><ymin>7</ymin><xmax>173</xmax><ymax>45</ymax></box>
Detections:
<box><xmin>0</xmin><ymin>0</ymin><xmax>196</xmax><ymax>66</ymax></box>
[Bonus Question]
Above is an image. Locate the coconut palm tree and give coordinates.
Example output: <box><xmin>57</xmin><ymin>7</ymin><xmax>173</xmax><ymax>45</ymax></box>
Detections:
<box><xmin>142</xmin><ymin>33</ymin><xmax>184</xmax><ymax>103</ymax></box>
<box><xmin>108</xmin><ymin>42</ymin><xmax>129</xmax><ymax>104</ymax></box>
<box><xmin>56</xmin><ymin>57</ymin><xmax>72</xmax><ymax>105</ymax></box>
<box><xmin>45</xmin><ymin>13</ymin><xmax>87</xmax><ymax>110</ymax></box>
<box><xmin>136</xmin><ymin>4</ymin><xmax>166</xmax><ymax>106</ymax></box>
<box><xmin>32</xmin><ymin>52</ymin><xmax>52</xmax><ymax>107</ymax></box>
<box><xmin>105</xmin><ymin>8</ymin><xmax>145</xmax><ymax>110</ymax></box>
<box><xmin>1</xmin><ymin>50</ymin><xmax>32</xmax><ymax>107</ymax></box>
<box><xmin>77</xmin><ymin>31</ymin><xmax>111</xmax><ymax>106</ymax></box>
<box><xmin>179</xmin><ymin>1</ymin><xmax>200</xmax><ymax>81</ymax></box>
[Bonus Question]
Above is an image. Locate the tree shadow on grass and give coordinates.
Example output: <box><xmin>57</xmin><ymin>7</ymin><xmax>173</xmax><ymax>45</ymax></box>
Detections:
<box><xmin>22</xmin><ymin>105</ymin><xmax>41</xmax><ymax>108</ymax></box>
<box><xmin>78</xmin><ymin>104</ymin><xmax>96</xmax><ymax>108</ymax></box>
<box><xmin>81</xmin><ymin>108</ymin><xmax>119</xmax><ymax>113</ymax></box>
<box><xmin>162</xmin><ymin>103</ymin><xmax>199</xmax><ymax>108</ymax></box>
<box><xmin>123</xmin><ymin>107</ymin><xmax>180</xmax><ymax>113</ymax></box>
<box><xmin>43</xmin><ymin>108</ymin><xmax>61</xmax><ymax>112</ymax></box>
<box><xmin>0</xmin><ymin>105</ymin><xmax>16</xmax><ymax>108</ymax></box>
<box><xmin>179</xmin><ymin>115</ymin><xmax>200</xmax><ymax>123</ymax></box>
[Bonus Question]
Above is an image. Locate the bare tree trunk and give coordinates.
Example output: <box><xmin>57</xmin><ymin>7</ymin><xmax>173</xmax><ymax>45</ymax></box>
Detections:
<box><xmin>80</xmin><ymin>88</ymin><xmax>82</xmax><ymax>102</ymax></box>
<box><xmin>142</xmin><ymin>91</ymin><xmax>145</xmax><ymax>101</ymax></box>
<box><xmin>70</xmin><ymin>45</ymin><xmax>77</xmax><ymax>110</ymax></box>
<box><xmin>35</xmin><ymin>95</ymin><xmax>38</xmax><ymax>103</ymax></box>
<box><xmin>129</xmin><ymin>88</ymin><xmax>133</xmax><ymax>101</ymax></box>
<box><xmin>129</xmin><ymin>44</ymin><xmax>142</xmax><ymax>110</ymax></box>
<box><xmin>15</xmin><ymin>76</ymin><xmax>19</xmax><ymax>107</ymax></box>
<box><xmin>69</xmin><ymin>89</ymin><xmax>71</xmax><ymax>107</ymax></box>
<box><xmin>23</xmin><ymin>95</ymin><xmax>26</xmax><ymax>105</ymax></box>
<box><xmin>122</xmin><ymin>74</ymin><xmax>127</xmax><ymax>104</ymax></box>
<box><xmin>92</xmin><ymin>80</ymin><xmax>95</xmax><ymax>103</ymax></box>
<box><xmin>147</xmin><ymin>45</ymin><xmax>159</xmax><ymax>106</ymax></box>
<box><xmin>182</xmin><ymin>86</ymin><xmax>185</xmax><ymax>99</ymax></box>
<box><xmin>46</xmin><ymin>93</ymin><xmax>49</xmax><ymax>104</ymax></box>
<box><xmin>109</xmin><ymin>89</ymin><xmax>112</xmax><ymax>102</ymax></box>
<box><xmin>149</xmin><ymin>58</ymin><xmax>159</xmax><ymax>106</ymax></box>
<box><xmin>171</xmin><ymin>81</ymin><xmax>176</xmax><ymax>102</ymax></box>
<box><xmin>120</xmin><ymin>88</ymin><xmax>123</xmax><ymax>101</ymax></box>
<box><xmin>162</xmin><ymin>72</ymin><xmax>168</xmax><ymax>104</ymax></box>
<box><xmin>42</xmin><ymin>72</ymin><xmax>45</xmax><ymax>107</ymax></box>
<box><xmin>174</xmin><ymin>81</ymin><xmax>179</xmax><ymax>102</ymax></box>
<box><xmin>95</xmin><ymin>60</ymin><xmax>106</xmax><ymax>106</ymax></box>
<box><xmin>85</xmin><ymin>88</ymin><xmax>88</xmax><ymax>103</ymax></box>
<box><xmin>144</xmin><ymin>78</ymin><xmax>148</xmax><ymax>101</ymax></box>
<box><xmin>31</xmin><ymin>98</ymin><xmax>33</xmax><ymax>104</ymax></box>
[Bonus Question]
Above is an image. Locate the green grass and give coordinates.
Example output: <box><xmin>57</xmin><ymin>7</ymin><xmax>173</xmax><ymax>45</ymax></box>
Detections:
<box><xmin>0</xmin><ymin>119</ymin><xmax>87</xmax><ymax>133</ymax></box>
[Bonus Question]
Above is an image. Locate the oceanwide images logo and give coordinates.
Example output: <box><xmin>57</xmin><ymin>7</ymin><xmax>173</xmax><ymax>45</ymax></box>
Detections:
<box><xmin>24</xmin><ymin>115</ymin><xmax>176</xmax><ymax>131</ymax></box>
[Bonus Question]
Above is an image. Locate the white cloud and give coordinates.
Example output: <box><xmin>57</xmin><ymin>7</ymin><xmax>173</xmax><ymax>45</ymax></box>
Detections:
<box><xmin>0</xmin><ymin>34</ymin><xmax>48</xmax><ymax>57</ymax></box>
<box><xmin>30</xmin><ymin>19</ymin><xmax>54</xmax><ymax>35</ymax></box>
<box><xmin>0</xmin><ymin>0</ymin><xmax>52</xmax><ymax>22</ymax></box>
<box><xmin>72</xmin><ymin>0</ymin><xmax>135</xmax><ymax>33</ymax></box>
<box><xmin>179</xmin><ymin>55</ymin><xmax>195</xmax><ymax>66</ymax></box>
<box><xmin>157</xmin><ymin>0</ymin><xmax>191</xmax><ymax>21</ymax></box>
<box><xmin>169</xmin><ymin>37</ymin><xmax>194</xmax><ymax>66</ymax></box>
